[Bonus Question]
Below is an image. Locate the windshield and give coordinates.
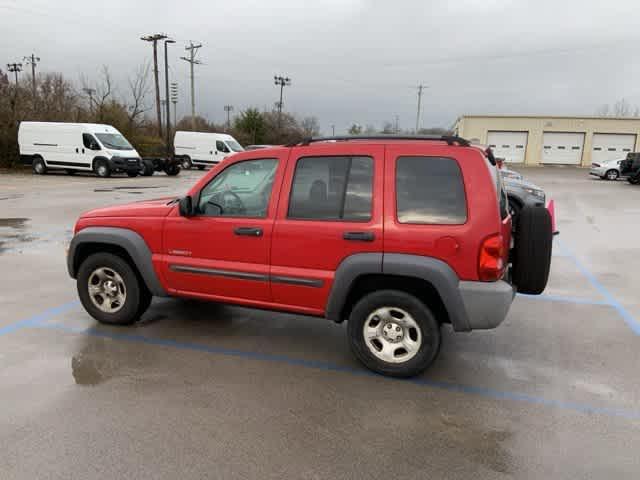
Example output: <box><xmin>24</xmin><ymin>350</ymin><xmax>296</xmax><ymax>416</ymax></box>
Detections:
<box><xmin>95</xmin><ymin>133</ymin><xmax>133</xmax><ymax>151</ymax></box>
<box><xmin>226</xmin><ymin>140</ymin><xmax>244</xmax><ymax>152</ymax></box>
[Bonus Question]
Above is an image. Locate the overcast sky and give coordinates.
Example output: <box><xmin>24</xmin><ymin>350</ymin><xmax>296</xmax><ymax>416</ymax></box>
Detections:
<box><xmin>2</xmin><ymin>0</ymin><xmax>640</xmax><ymax>134</ymax></box>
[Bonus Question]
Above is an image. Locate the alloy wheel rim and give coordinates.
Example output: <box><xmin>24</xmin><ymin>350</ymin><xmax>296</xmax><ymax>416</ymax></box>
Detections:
<box><xmin>88</xmin><ymin>267</ymin><xmax>126</xmax><ymax>313</ymax></box>
<box><xmin>363</xmin><ymin>307</ymin><xmax>422</xmax><ymax>364</ymax></box>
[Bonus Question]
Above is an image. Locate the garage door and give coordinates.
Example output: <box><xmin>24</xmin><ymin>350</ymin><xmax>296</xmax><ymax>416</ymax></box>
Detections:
<box><xmin>541</xmin><ymin>132</ymin><xmax>585</xmax><ymax>165</ymax></box>
<box><xmin>487</xmin><ymin>131</ymin><xmax>528</xmax><ymax>164</ymax></box>
<box><xmin>591</xmin><ymin>133</ymin><xmax>635</xmax><ymax>165</ymax></box>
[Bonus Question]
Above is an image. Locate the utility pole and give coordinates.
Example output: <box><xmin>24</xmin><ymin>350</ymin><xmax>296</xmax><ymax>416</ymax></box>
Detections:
<box><xmin>7</xmin><ymin>63</ymin><xmax>22</xmax><ymax>86</ymax></box>
<box><xmin>170</xmin><ymin>82</ymin><xmax>178</xmax><ymax>127</ymax></box>
<box><xmin>141</xmin><ymin>33</ymin><xmax>167</xmax><ymax>137</ymax></box>
<box><xmin>224</xmin><ymin>105</ymin><xmax>233</xmax><ymax>131</ymax></box>
<box><xmin>395</xmin><ymin>115</ymin><xmax>399</xmax><ymax>134</ymax></box>
<box><xmin>414</xmin><ymin>84</ymin><xmax>428</xmax><ymax>133</ymax></box>
<box><xmin>82</xmin><ymin>87</ymin><xmax>96</xmax><ymax>111</ymax></box>
<box><xmin>331</xmin><ymin>124</ymin><xmax>335</xmax><ymax>136</ymax></box>
<box><xmin>273</xmin><ymin>75</ymin><xmax>291</xmax><ymax>129</ymax></box>
<box><xmin>23</xmin><ymin>54</ymin><xmax>40</xmax><ymax>99</ymax></box>
<box><xmin>164</xmin><ymin>38</ymin><xmax>175</xmax><ymax>155</ymax></box>
<box><xmin>181</xmin><ymin>41</ymin><xmax>202</xmax><ymax>130</ymax></box>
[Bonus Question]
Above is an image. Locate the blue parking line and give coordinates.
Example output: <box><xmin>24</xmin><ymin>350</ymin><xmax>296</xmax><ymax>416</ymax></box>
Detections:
<box><xmin>37</xmin><ymin>320</ymin><xmax>640</xmax><ymax>421</ymax></box>
<box><xmin>557</xmin><ymin>240</ymin><xmax>640</xmax><ymax>336</ymax></box>
<box><xmin>0</xmin><ymin>301</ymin><xmax>79</xmax><ymax>337</ymax></box>
<box><xmin>517</xmin><ymin>293</ymin><xmax>609</xmax><ymax>306</ymax></box>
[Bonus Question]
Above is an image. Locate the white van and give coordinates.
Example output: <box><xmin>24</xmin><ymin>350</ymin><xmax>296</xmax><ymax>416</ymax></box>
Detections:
<box><xmin>18</xmin><ymin>122</ymin><xmax>142</xmax><ymax>177</ymax></box>
<box><xmin>173</xmin><ymin>131</ymin><xmax>244</xmax><ymax>170</ymax></box>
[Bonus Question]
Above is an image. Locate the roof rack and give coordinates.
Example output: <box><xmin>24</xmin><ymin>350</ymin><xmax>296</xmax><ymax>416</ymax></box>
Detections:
<box><xmin>287</xmin><ymin>134</ymin><xmax>472</xmax><ymax>147</ymax></box>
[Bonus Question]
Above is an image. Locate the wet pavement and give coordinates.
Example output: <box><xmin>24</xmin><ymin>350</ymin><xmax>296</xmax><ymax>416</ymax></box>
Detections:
<box><xmin>0</xmin><ymin>167</ymin><xmax>639</xmax><ymax>479</ymax></box>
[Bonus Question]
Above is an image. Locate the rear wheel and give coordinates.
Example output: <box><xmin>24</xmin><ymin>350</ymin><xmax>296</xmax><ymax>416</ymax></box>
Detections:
<box><xmin>141</xmin><ymin>161</ymin><xmax>155</xmax><ymax>176</ymax></box>
<box><xmin>347</xmin><ymin>290</ymin><xmax>441</xmax><ymax>378</ymax></box>
<box><xmin>164</xmin><ymin>163</ymin><xmax>180</xmax><ymax>176</ymax></box>
<box><xmin>32</xmin><ymin>156</ymin><xmax>47</xmax><ymax>175</ymax></box>
<box><xmin>512</xmin><ymin>206</ymin><xmax>552</xmax><ymax>294</ymax></box>
<box><xmin>605</xmin><ymin>169</ymin><xmax>619</xmax><ymax>181</ymax></box>
<box><xmin>93</xmin><ymin>159</ymin><xmax>111</xmax><ymax>178</ymax></box>
<box><xmin>628</xmin><ymin>176</ymin><xmax>640</xmax><ymax>185</ymax></box>
<box><xmin>181</xmin><ymin>156</ymin><xmax>192</xmax><ymax>170</ymax></box>
<box><xmin>77</xmin><ymin>253</ymin><xmax>149</xmax><ymax>325</ymax></box>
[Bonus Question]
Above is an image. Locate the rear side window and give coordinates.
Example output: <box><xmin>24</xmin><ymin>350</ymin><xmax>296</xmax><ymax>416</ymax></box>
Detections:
<box><xmin>288</xmin><ymin>156</ymin><xmax>373</xmax><ymax>221</ymax></box>
<box><xmin>396</xmin><ymin>156</ymin><xmax>467</xmax><ymax>224</ymax></box>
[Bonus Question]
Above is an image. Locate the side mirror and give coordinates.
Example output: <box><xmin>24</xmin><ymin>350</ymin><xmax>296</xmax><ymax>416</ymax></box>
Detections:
<box><xmin>179</xmin><ymin>196</ymin><xmax>193</xmax><ymax>217</ymax></box>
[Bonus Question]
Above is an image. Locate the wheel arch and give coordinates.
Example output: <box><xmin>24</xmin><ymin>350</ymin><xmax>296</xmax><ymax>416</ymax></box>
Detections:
<box><xmin>68</xmin><ymin>227</ymin><xmax>167</xmax><ymax>297</ymax></box>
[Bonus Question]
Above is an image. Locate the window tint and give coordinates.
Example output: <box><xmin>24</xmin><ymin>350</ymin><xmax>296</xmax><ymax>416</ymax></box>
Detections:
<box><xmin>83</xmin><ymin>133</ymin><xmax>98</xmax><ymax>149</ymax></box>
<box><xmin>288</xmin><ymin>156</ymin><xmax>373</xmax><ymax>221</ymax></box>
<box><xmin>396</xmin><ymin>156</ymin><xmax>467</xmax><ymax>224</ymax></box>
<box><xmin>216</xmin><ymin>140</ymin><xmax>230</xmax><ymax>153</ymax></box>
<box><xmin>198</xmin><ymin>159</ymin><xmax>277</xmax><ymax>217</ymax></box>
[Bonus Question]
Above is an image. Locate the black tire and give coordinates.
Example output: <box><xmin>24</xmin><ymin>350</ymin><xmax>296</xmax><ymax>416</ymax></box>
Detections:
<box><xmin>164</xmin><ymin>163</ymin><xmax>180</xmax><ymax>176</ymax></box>
<box><xmin>181</xmin><ymin>156</ymin><xmax>192</xmax><ymax>170</ymax></box>
<box><xmin>65</xmin><ymin>169</ymin><xmax>77</xmax><ymax>175</ymax></box>
<box><xmin>126</xmin><ymin>170</ymin><xmax>138</xmax><ymax>177</ymax></box>
<box><xmin>32</xmin><ymin>156</ymin><xmax>47</xmax><ymax>175</ymax></box>
<box><xmin>512</xmin><ymin>206</ymin><xmax>552</xmax><ymax>295</ymax></box>
<box><xmin>605</xmin><ymin>169</ymin><xmax>619</xmax><ymax>181</ymax></box>
<box><xmin>77</xmin><ymin>252</ymin><xmax>149</xmax><ymax>325</ymax></box>
<box><xmin>628</xmin><ymin>176</ymin><xmax>640</xmax><ymax>185</ymax></box>
<box><xmin>197</xmin><ymin>165</ymin><xmax>205</xmax><ymax>170</ymax></box>
<box><xmin>93</xmin><ymin>159</ymin><xmax>111</xmax><ymax>178</ymax></box>
<box><xmin>347</xmin><ymin>290</ymin><xmax>441</xmax><ymax>378</ymax></box>
<box><xmin>141</xmin><ymin>161</ymin><xmax>155</xmax><ymax>176</ymax></box>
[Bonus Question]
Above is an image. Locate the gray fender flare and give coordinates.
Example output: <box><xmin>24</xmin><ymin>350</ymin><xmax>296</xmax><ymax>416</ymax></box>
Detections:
<box><xmin>325</xmin><ymin>253</ymin><xmax>471</xmax><ymax>332</ymax></box>
<box><xmin>67</xmin><ymin>226</ymin><xmax>168</xmax><ymax>297</ymax></box>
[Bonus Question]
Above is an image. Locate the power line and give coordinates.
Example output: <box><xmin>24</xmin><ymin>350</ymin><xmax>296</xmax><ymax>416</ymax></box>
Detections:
<box><xmin>181</xmin><ymin>41</ymin><xmax>202</xmax><ymax>130</ymax></box>
<box><xmin>141</xmin><ymin>33</ymin><xmax>168</xmax><ymax>136</ymax></box>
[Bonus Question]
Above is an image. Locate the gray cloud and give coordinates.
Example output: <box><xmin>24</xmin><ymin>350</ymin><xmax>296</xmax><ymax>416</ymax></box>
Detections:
<box><xmin>2</xmin><ymin>0</ymin><xmax>639</xmax><ymax>134</ymax></box>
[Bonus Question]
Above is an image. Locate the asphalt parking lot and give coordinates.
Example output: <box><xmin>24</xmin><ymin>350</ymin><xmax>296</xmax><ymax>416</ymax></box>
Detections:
<box><xmin>1</xmin><ymin>167</ymin><xmax>639</xmax><ymax>478</ymax></box>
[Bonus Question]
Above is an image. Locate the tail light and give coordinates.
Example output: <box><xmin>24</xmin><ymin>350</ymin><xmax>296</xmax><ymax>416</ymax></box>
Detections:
<box><xmin>478</xmin><ymin>234</ymin><xmax>506</xmax><ymax>281</ymax></box>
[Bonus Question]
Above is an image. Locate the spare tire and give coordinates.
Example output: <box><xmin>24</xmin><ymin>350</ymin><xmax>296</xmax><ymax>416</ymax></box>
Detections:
<box><xmin>512</xmin><ymin>206</ymin><xmax>552</xmax><ymax>295</ymax></box>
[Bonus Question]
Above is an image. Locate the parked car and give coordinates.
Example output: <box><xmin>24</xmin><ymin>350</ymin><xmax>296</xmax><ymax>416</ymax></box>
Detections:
<box><xmin>620</xmin><ymin>153</ymin><xmax>640</xmax><ymax>184</ymax></box>
<box><xmin>590</xmin><ymin>159</ymin><xmax>625</xmax><ymax>180</ymax></box>
<box><xmin>19</xmin><ymin>121</ymin><xmax>142</xmax><ymax>177</ymax></box>
<box><xmin>174</xmin><ymin>131</ymin><xmax>244</xmax><ymax>170</ymax></box>
<box><xmin>503</xmin><ymin>177</ymin><xmax>546</xmax><ymax>222</ymax></box>
<box><xmin>67</xmin><ymin>135</ymin><xmax>552</xmax><ymax>377</ymax></box>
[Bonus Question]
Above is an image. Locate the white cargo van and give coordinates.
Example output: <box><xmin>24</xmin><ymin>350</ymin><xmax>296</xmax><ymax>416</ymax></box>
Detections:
<box><xmin>18</xmin><ymin>122</ymin><xmax>142</xmax><ymax>177</ymax></box>
<box><xmin>173</xmin><ymin>131</ymin><xmax>244</xmax><ymax>169</ymax></box>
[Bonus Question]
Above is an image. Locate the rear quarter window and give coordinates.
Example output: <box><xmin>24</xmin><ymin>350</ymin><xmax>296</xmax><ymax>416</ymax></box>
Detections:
<box><xmin>396</xmin><ymin>156</ymin><xmax>467</xmax><ymax>224</ymax></box>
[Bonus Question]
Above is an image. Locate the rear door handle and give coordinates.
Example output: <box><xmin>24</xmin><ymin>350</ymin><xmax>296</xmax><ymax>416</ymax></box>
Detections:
<box><xmin>343</xmin><ymin>231</ymin><xmax>375</xmax><ymax>242</ymax></box>
<box><xmin>75</xmin><ymin>148</ymin><xmax>79</xmax><ymax>153</ymax></box>
<box><xmin>234</xmin><ymin>227</ymin><xmax>263</xmax><ymax>237</ymax></box>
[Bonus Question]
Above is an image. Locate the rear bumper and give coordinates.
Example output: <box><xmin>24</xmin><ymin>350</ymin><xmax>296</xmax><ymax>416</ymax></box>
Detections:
<box><xmin>458</xmin><ymin>280</ymin><xmax>516</xmax><ymax>330</ymax></box>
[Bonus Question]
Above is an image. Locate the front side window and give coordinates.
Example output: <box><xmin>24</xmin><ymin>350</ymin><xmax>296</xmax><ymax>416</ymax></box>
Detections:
<box><xmin>82</xmin><ymin>133</ymin><xmax>99</xmax><ymax>150</ymax></box>
<box><xmin>198</xmin><ymin>159</ymin><xmax>278</xmax><ymax>217</ymax></box>
<box><xmin>216</xmin><ymin>140</ymin><xmax>230</xmax><ymax>153</ymax></box>
<box><xmin>288</xmin><ymin>156</ymin><xmax>373</xmax><ymax>221</ymax></box>
<box><xmin>95</xmin><ymin>133</ymin><xmax>133</xmax><ymax>150</ymax></box>
<box><xmin>396</xmin><ymin>156</ymin><xmax>467</xmax><ymax>224</ymax></box>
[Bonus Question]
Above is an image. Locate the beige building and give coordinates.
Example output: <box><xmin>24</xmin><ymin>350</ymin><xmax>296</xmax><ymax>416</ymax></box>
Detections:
<box><xmin>454</xmin><ymin>115</ymin><xmax>640</xmax><ymax>166</ymax></box>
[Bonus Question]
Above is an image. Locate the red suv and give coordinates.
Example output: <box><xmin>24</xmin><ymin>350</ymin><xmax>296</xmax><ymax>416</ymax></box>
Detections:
<box><xmin>68</xmin><ymin>136</ymin><xmax>552</xmax><ymax>377</ymax></box>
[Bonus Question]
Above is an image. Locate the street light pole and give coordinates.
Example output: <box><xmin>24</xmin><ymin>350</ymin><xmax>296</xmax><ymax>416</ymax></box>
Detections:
<box><xmin>273</xmin><ymin>75</ymin><xmax>291</xmax><ymax>129</ymax></box>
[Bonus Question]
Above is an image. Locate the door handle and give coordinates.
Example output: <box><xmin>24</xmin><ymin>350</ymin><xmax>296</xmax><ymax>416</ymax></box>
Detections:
<box><xmin>234</xmin><ymin>227</ymin><xmax>263</xmax><ymax>237</ymax></box>
<box><xmin>75</xmin><ymin>148</ymin><xmax>79</xmax><ymax>153</ymax></box>
<box><xmin>343</xmin><ymin>231</ymin><xmax>375</xmax><ymax>242</ymax></box>
<box><xmin>82</xmin><ymin>148</ymin><xmax>85</xmax><ymax>154</ymax></box>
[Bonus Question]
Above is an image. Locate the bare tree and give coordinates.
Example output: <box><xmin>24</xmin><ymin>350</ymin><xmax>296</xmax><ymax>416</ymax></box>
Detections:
<box><xmin>300</xmin><ymin>116</ymin><xmax>320</xmax><ymax>137</ymax></box>
<box><xmin>596</xmin><ymin>98</ymin><xmax>640</xmax><ymax>117</ymax></box>
<box><xmin>81</xmin><ymin>66</ymin><xmax>113</xmax><ymax>121</ymax></box>
<box><xmin>613</xmin><ymin>98</ymin><xmax>631</xmax><ymax>117</ymax></box>
<box><xmin>126</xmin><ymin>63</ymin><xmax>151</xmax><ymax>130</ymax></box>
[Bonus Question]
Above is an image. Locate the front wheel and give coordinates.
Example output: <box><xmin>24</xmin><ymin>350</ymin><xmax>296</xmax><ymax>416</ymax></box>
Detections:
<box><xmin>93</xmin><ymin>159</ymin><xmax>111</xmax><ymax>178</ymax></box>
<box><xmin>605</xmin><ymin>169</ymin><xmax>619</xmax><ymax>181</ymax></box>
<box><xmin>347</xmin><ymin>290</ymin><xmax>441</xmax><ymax>378</ymax></box>
<box><xmin>32</xmin><ymin>156</ymin><xmax>47</xmax><ymax>175</ymax></box>
<box><xmin>164</xmin><ymin>163</ymin><xmax>180</xmax><ymax>176</ymax></box>
<box><xmin>181</xmin><ymin>157</ymin><xmax>192</xmax><ymax>170</ymax></box>
<box><xmin>77</xmin><ymin>253</ymin><xmax>150</xmax><ymax>325</ymax></box>
<box><xmin>141</xmin><ymin>161</ymin><xmax>155</xmax><ymax>176</ymax></box>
